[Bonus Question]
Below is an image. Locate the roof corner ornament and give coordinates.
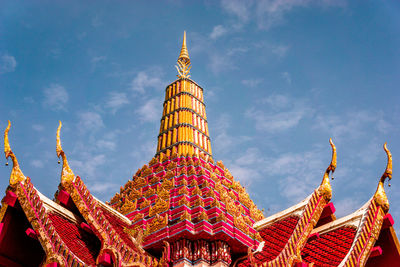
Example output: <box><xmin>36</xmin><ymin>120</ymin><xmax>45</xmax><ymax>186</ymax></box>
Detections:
<box><xmin>318</xmin><ymin>138</ymin><xmax>336</xmax><ymax>200</ymax></box>
<box><xmin>4</xmin><ymin>120</ymin><xmax>26</xmax><ymax>186</ymax></box>
<box><xmin>374</xmin><ymin>143</ymin><xmax>392</xmax><ymax>213</ymax></box>
<box><xmin>56</xmin><ymin>121</ymin><xmax>75</xmax><ymax>183</ymax></box>
<box><xmin>176</xmin><ymin>31</ymin><xmax>191</xmax><ymax>79</ymax></box>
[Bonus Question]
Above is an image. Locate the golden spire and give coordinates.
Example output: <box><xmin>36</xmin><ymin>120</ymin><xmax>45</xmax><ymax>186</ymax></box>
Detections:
<box><xmin>56</xmin><ymin>121</ymin><xmax>75</xmax><ymax>183</ymax></box>
<box><xmin>176</xmin><ymin>31</ymin><xmax>191</xmax><ymax>79</ymax></box>
<box><xmin>374</xmin><ymin>143</ymin><xmax>392</xmax><ymax>212</ymax></box>
<box><xmin>318</xmin><ymin>138</ymin><xmax>336</xmax><ymax>200</ymax></box>
<box><xmin>4</xmin><ymin>121</ymin><xmax>26</xmax><ymax>186</ymax></box>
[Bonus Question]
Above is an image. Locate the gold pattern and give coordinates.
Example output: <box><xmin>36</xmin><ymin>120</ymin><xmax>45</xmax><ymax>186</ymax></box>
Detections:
<box><xmin>120</xmin><ymin>199</ymin><xmax>137</xmax><ymax>215</ymax></box>
<box><xmin>176</xmin><ymin>31</ymin><xmax>191</xmax><ymax>79</ymax></box>
<box><xmin>56</xmin><ymin>121</ymin><xmax>75</xmax><ymax>184</ymax></box>
<box><xmin>149</xmin><ymin>198</ymin><xmax>169</xmax><ymax>217</ymax></box>
<box><xmin>198</xmin><ymin>210</ymin><xmax>208</xmax><ymax>221</ymax></box>
<box><xmin>317</xmin><ymin>138</ymin><xmax>336</xmax><ymax>200</ymax></box>
<box><xmin>4</xmin><ymin>121</ymin><xmax>26</xmax><ymax>186</ymax></box>
<box><xmin>148</xmin><ymin>214</ymin><xmax>168</xmax><ymax>234</ymax></box>
<box><xmin>180</xmin><ymin>209</ymin><xmax>191</xmax><ymax>221</ymax></box>
<box><xmin>374</xmin><ymin>143</ymin><xmax>392</xmax><ymax>212</ymax></box>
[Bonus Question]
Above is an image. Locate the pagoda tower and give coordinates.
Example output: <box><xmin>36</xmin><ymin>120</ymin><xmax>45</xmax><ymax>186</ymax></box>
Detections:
<box><xmin>110</xmin><ymin>32</ymin><xmax>264</xmax><ymax>267</ymax></box>
<box><xmin>157</xmin><ymin>31</ymin><xmax>212</xmax><ymax>158</ymax></box>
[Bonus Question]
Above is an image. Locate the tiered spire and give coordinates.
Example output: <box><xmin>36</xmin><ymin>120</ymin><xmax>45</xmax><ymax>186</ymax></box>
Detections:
<box><xmin>156</xmin><ymin>32</ymin><xmax>212</xmax><ymax>157</ymax></box>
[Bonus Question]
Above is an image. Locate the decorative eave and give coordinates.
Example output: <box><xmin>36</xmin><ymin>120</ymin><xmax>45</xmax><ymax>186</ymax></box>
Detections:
<box><xmin>56</xmin><ymin>121</ymin><xmax>156</xmax><ymax>266</ymax></box>
<box><xmin>240</xmin><ymin>139</ymin><xmax>337</xmax><ymax>267</ymax></box>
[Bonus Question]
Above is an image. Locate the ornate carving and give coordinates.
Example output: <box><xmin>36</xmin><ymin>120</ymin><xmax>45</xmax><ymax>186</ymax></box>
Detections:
<box><xmin>158</xmin><ymin>187</ymin><xmax>170</xmax><ymax>201</ymax></box>
<box><xmin>129</xmin><ymin>188</ymin><xmax>142</xmax><ymax>200</ymax></box>
<box><xmin>216</xmin><ymin>213</ymin><xmax>226</xmax><ymax>222</ymax></box>
<box><xmin>191</xmin><ymin>197</ymin><xmax>204</xmax><ymax>208</ymax></box>
<box><xmin>317</xmin><ymin>138</ymin><xmax>336</xmax><ymax>200</ymax></box>
<box><xmin>148</xmin><ymin>214</ymin><xmax>168</xmax><ymax>234</ymax></box>
<box><xmin>4</xmin><ymin>121</ymin><xmax>26</xmax><ymax>186</ymax></box>
<box><xmin>374</xmin><ymin>143</ymin><xmax>392</xmax><ymax>212</ymax></box>
<box><xmin>178</xmin><ymin>196</ymin><xmax>189</xmax><ymax>206</ymax></box>
<box><xmin>131</xmin><ymin>213</ymin><xmax>144</xmax><ymax>223</ymax></box>
<box><xmin>165</xmin><ymin>170</ymin><xmax>175</xmax><ymax>180</ymax></box>
<box><xmin>180</xmin><ymin>209</ymin><xmax>191</xmax><ymax>221</ymax></box>
<box><xmin>191</xmin><ymin>186</ymin><xmax>202</xmax><ymax>196</ymax></box>
<box><xmin>144</xmin><ymin>187</ymin><xmax>155</xmax><ymax>198</ymax></box>
<box><xmin>120</xmin><ymin>199</ymin><xmax>137</xmax><ymax>215</ymax></box>
<box><xmin>149</xmin><ymin>198</ymin><xmax>169</xmax><ymax>217</ymax></box>
<box><xmin>179</xmin><ymin>186</ymin><xmax>188</xmax><ymax>195</ymax></box>
<box><xmin>149</xmin><ymin>157</ymin><xmax>158</xmax><ymax>166</ymax></box>
<box><xmin>140</xmin><ymin>198</ymin><xmax>151</xmax><ymax>209</ymax></box>
<box><xmin>198</xmin><ymin>210</ymin><xmax>208</xmax><ymax>221</ymax></box>
<box><xmin>234</xmin><ymin>215</ymin><xmax>249</xmax><ymax>235</ymax></box>
<box><xmin>133</xmin><ymin>176</ymin><xmax>147</xmax><ymax>189</ymax></box>
<box><xmin>161</xmin><ymin>177</ymin><xmax>174</xmax><ymax>190</ymax></box>
<box><xmin>167</xmin><ymin>162</ymin><xmax>177</xmax><ymax>171</ymax></box>
<box><xmin>149</xmin><ymin>175</ymin><xmax>160</xmax><ymax>184</ymax></box>
<box><xmin>210</xmin><ymin>198</ymin><xmax>221</xmax><ymax>208</ymax></box>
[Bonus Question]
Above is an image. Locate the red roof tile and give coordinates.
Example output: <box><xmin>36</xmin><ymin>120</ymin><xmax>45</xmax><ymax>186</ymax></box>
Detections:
<box><xmin>48</xmin><ymin>213</ymin><xmax>100</xmax><ymax>265</ymax></box>
<box><xmin>238</xmin><ymin>215</ymin><xmax>299</xmax><ymax>266</ymax></box>
<box><xmin>302</xmin><ymin>226</ymin><xmax>357</xmax><ymax>266</ymax></box>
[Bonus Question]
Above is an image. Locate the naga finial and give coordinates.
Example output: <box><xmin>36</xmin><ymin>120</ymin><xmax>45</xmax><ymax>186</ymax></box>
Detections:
<box><xmin>4</xmin><ymin>121</ymin><xmax>26</xmax><ymax>186</ymax></box>
<box><xmin>176</xmin><ymin>31</ymin><xmax>191</xmax><ymax>79</ymax></box>
<box><xmin>318</xmin><ymin>138</ymin><xmax>336</xmax><ymax>200</ymax></box>
<box><xmin>374</xmin><ymin>143</ymin><xmax>392</xmax><ymax>212</ymax></box>
<box><xmin>56</xmin><ymin>121</ymin><xmax>75</xmax><ymax>183</ymax></box>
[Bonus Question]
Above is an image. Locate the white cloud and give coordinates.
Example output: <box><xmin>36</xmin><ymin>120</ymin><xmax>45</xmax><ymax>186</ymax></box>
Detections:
<box><xmin>334</xmin><ymin>197</ymin><xmax>363</xmax><ymax>218</ymax></box>
<box><xmin>43</xmin><ymin>83</ymin><xmax>69</xmax><ymax>111</ymax></box>
<box><xmin>255</xmin><ymin>0</ymin><xmax>346</xmax><ymax>30</ymax></box>
<box><xmin>242</xmin><ymin>79</ymin><xmax>263</xmax><ymax>88</ymax></box>
<box><xmin>91</xmin><ymin>56</ymin><xmax>106</xmax><ymax>69</ymax></box>
<box><xmin>32</xmin><ymin>124</ymin><xmax>44</xmax><ymax>132</ymax></box>
<box><xmin>96</xmin><ymin>139</ymin><xmax>117</xmax><ymax>151</ymax></box>
<box><xmin>136</xmin><ymin>98</ymin><xmax>161</xmax><ymax>122</ymax></box>
<box><xmin>89</xmin><ymin>182</ymin><xmax>119</xmax><ymax>194</ymax></box>
<box><xmin>77</xmin><ymin>111</ymin><xmax>104</xmax><ymax>132</ymax></box>
<box><xmin>131</xmin><ymin>71</ymin><xmax>164</xmax><ymax>94</ymax></box>
<box><xmin>210</xmin><ymin>25</ymin><xmax>228</xmax><ymax>40</ymax></box>
<box><xmin>281</xmin><ymin>72</ymin><xmax>291</xmax><ymax>84</ymax></box>
<box><xmin>0</xmin><ymin>53</ymin><xmax>17</xmax><ymax>74</ymax></box>
<box><xmin>106</xmin><ymin>91</ymin><xmax>129</xmax><ymax>114</ymax></box>
<box><xmin>91</xmin><ymin>15</ymin><xmax>103</xmax><ymax>27</ymax></box>
<box><xmin>271</xmin><ymin>44</ymin><xmax>289</xmax><ymax>58</ymax></box>
<box><xmin>314</xmin><ymin>110</ymin><xmax>390</xmax><ymax>141</ymax></box>
<box><xmin>31</xmin><ymin>160</ymin><xmax>45</xmax><ymax>168</ymax></box>
<box><xmin>70</xmin><ymin>154</ymin><xmax>106</xmax><ymax>178</ymax></box>
<box><xmin>246</xmin><ymin>94</ymin><xmax>312</xmax><ymax>133</ymax></box>
<box><xmin>221</xmin><ymin>0</ymin><xmax>253</xmax><ymax>22</ymax></box>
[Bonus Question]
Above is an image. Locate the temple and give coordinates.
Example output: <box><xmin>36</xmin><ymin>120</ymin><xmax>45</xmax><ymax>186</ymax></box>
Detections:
<box><xmin>0</xmin><ymin>32</ymin><xmax>399</xmax><ymax>267</ymax></box>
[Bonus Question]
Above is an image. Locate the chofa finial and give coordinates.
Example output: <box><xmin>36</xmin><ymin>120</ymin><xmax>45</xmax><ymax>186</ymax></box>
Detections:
<box><xmin>176</xmin><ymin>31</ymin><xmax>191</xmax><ymax>79</ymax></box>
<box><xmin>56</xmin><ymin>121</ymin><xmax>75</xmax><ymax>183</ymax></box>
<box><xmin>4</xmin><ymin>121</ymin><xmax>26</xmax><ymax>186</ymax></box>
<box><xmin>374</xmin><ymin>143</ymin><xmax>392</xmax><ymax>212</ymax></box>
<box><xmin>318</xmin><ymin>138</ymin><xmax>336</xmax><ymax>200</ymax></box>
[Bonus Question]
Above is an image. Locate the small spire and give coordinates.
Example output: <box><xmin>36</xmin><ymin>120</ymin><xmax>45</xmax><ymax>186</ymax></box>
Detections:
<box><xmin>4</xmin><ymin>121</ymin><xmax>26</xmax><ymax>186</ymax></box>
<box><xmin>374</xmin><ymin>143</ymin><xmax>392</xmax><ymax>213</ymax></box>
<box><xmin>176</xmin><ymin>31</ymin><xmax>191</xmax><ymax>79</ymax></box>
<box><xmin>178</xmin><ymin>31</ymin><xmax>190</xmax><ymax>64</ymax></box>
<box><xmin>318</xmin><ymin>138</ymin><xmax>336</xmax><ymax>200</ymax></box>
<box><xmin>56</xmin><ymin>121</ymin><xmax>75</xmax><ymax>183</ymax></box>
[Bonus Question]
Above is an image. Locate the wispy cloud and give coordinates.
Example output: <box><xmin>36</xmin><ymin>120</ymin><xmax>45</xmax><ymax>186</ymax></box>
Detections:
<box><xmin>281</xmin><ymin>72</ymin><xmax>291</xmax><ymax>84</ymax></box>
<box><xmin>314</xmin><ymin>110</ymin><xmax>390</xmax><ymax>141</ymax></box>
<box><xmin>246</xmin><ymin>94</ymin><xmax>313</xmax><ymax>133</ymax></box>
<box><xmin>91</xmin><ymin>56</ymin><xmax>107</xmax><ymax>69</ymax></box>
<box><xmin>0</xmin><ymin>53</ymin><xmax>17</xmax><ymax>74</ymax></box>
<box><xmin>91</xmin><ymin>14</ymin><xmax>103</xmax><ymax>27</ymax></box>
<box><xmin>210</xmin><ymin>25</ymin><xmax>228</xmax><ymax>40</ymax></box>
<box><xmin>242</xmin><ymin>79</ymin><xmax>263</xmax><ymax>88</ymax></box>
<box><xmin>221</xmin><ymin>0</ymin><xmax>253</xmax><ymax>22</ymax></box>
<box><xmin>105</xmin><ymin>91</ymin><xmax>129</xmax><ymax>114</ymax></box>
<box><xmin>255</xmin><ymin>0</ymin><xmax>346</xmax><ymax>30</ymax></box>
<box><xmin>43</xmin><ymin>83</ymin><xmax>69</xmax><ymax>111</ymax></box>
<box><xmin>271</xmin><ymin>44</ymin><xmax>289</xmax><ymax>58</ymax></box>
<box><xmin>89</xmin><ymin>182</ymin><xmax>119</xmax><ymax>194</ymax></box>
<box><xmin>131</xmin><ymin>70</ymin><xmax>164</xmax><ymax>94</ymax></box>
<box><xmin>136</xmin><ymin>98</ymin><xmax>161</xmax><ymax>122</ymax></box>
<box><xmin>77</xmin><ymin>111</ymin><xmax>104</xmax><ymax>132</ymax></box>
<box><xmin>70</xmin><ymin>154</ymin><xmax>106</xmax><ymax>178</ymax></box>
<box><xmin>32</xmin><ymin>124</ymin><xmax>44</xmax><ymax>132</ymax></box>
<box><xmin>30</xmin><ymin>159</ymin><xmax>45</xmax><ymax>168</ymax></box>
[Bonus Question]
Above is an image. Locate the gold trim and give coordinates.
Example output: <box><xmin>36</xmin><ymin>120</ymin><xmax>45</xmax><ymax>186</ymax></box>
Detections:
<box><xmin>374</xmin><ymin>143</ymin><xmax>392</xmax><ymax>212</ymax></box>
<box><xmin>4</xmin><ymin>121</ymin><xmax>26</xmax><ymax>186</ymax></box>
<box><xmin>56</xmin><ymin>121</ymin><xmax>75</xmax><ymax>183</ymax></box>
<box><xmin>317</xmin><ymin>138</ymin><xmax>336</xmax><ymax>200</ymax></box>
<box><xmin>176</xmin><ymin>31</ymin><xmax>191</xmax><ymax>79</ymax></box>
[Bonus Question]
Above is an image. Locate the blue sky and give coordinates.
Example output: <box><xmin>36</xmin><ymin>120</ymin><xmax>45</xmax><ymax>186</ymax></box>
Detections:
<box><xmin>1</xmin><ymin>1</ymin><xmax>399</xmax><ymax>230</ymax></box>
